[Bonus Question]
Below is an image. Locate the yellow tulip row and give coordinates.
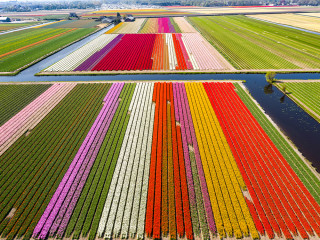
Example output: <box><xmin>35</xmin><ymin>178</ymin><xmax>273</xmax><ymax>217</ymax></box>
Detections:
<box><xmin>185</xmin><ymin>82</ymin><xmax>259</xmax><ymax>239</ymax></box>
<box><xmin>105</xmin><ymin>23</ymin><xmax>124</xmax><ymax>34</ymax></box>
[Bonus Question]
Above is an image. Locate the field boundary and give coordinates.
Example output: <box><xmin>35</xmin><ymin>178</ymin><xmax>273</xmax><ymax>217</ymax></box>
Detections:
<box><xmin>0</xmin><ymin>28</ymin><xmax>102</xmax><ymax>76</ymax></box>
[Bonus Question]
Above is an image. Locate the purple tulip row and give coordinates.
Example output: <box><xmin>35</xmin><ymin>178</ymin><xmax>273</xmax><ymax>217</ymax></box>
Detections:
<box><xmin>173</xmin><ymin>83</ymin><xmax>217</xmax><ymax>234</ymax></box>
<box><xmin>32</xmin><ymin>83</ymin><xmax>124</xmax><ymax>239</ymax></box>
<box><xmin>74</xmin><ymin>34</ymin><xmax>124</xmax><ymax>72</ymax></box>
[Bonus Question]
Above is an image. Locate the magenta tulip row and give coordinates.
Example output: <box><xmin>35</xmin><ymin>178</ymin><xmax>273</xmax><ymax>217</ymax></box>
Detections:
<box><xmin>173</xmin><ymin>83</ymin><xmax>216</xmax><ymax>234</ymax></box>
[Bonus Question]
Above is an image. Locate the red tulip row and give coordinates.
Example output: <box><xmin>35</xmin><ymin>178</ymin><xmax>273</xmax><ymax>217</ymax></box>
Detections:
<box><xmin>172</xmin><ymin>34</ymin><xmax>187</xmax><ymax>70</ymax></box>
<box><xmin>204</xmin><ymin>82</ymin><xmax>320</xmax><ymax>239</ymax></box>
<box><xmin>93</xmin><ymin>34</ymin><xmax>156</xmax><ymax>71</ymax></box>
<box><xmin>145</xmin><ymin>83</ymin><xmax>192</xmax><ymax>239</ymax></box>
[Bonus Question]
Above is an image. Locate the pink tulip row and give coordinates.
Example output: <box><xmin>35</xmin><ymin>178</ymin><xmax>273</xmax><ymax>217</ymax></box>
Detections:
<box><xmin>32</xmin><ymin>83</ymin><xmax>124</xmax><ymax>239</ymax></box>
<box><xmin>173</xmin><ymin>83</ymin><xmax>216</xmax><ymax>234</ymax></box>
<box><xmin>0</xmin><ymin>83</ymin><xmax>76</xmax><ymax>156</ymax></box>
<box><xmin>181</xmin><ymin>33</ymin><xmax>226</xmax><ymax>70</ymax></box>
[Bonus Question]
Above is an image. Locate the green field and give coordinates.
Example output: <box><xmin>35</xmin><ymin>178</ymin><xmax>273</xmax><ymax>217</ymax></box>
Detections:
<box><xmin>189</xmin><ymin>16</ymin><xmax>320</xmax><ymax>70</ymax></box>
<box><xmin>0</xmin><ymin>22</ymin><xmax>39</xmax><ymax>32</ymax></box>
<box><xmin>234</xmin><ymin>83</ymin><xmax>320</xmax><ymax>204</ymax></box>
<box><xmin>41</xmin><ymin>20</ymin><xmax>100</xmax><ymax>29</ymax></box>
<box><xmin>0</xmin><ymin>84</ymin><xmax>111</xmax><ymax>240</ymax></box>
<box><xmin>0</xmin><ymin>84</ymin><xmax>51</xmax><ymax>126</ymax></box>
<box><xmin>0</xmin><ymin>27</ymin><xmax>96</xmax><ymax>73</ymax></box>
<box><xmin>276</xmin><ymin>82</ymin><xmax>320</xmax><ymax>122</ymax></box>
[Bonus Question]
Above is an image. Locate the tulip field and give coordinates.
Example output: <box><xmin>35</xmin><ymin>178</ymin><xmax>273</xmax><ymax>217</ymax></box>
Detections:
<box><xmin>0</xmin><ymin>84</ymin><xmax>51</xmax><ymax>126</ymax></box>
<box><xmin>0</xmin><ymin>26</ymin><xmax>97</xmax><ymax>73</ymax></box>
<box><xmin>249</xmin><ymin>13</ymin><xmax>320</xmax><ymax>33</ymax></box>
<box><xmin>189</xmin><ymin>15</ymin><xmax>320</xmax><ymax>69</ymax></box>
<box><xmin>1</xmin><ymin>82</ymin><xmax>320</xmax><ymax>240</ymax></box>
<box><xmin>44</xmin><ymin>32</ymin><xmax>232</xmax><ymax>72</ymax></box>
<box><xmin>81</xmin><ymin>9</ymin><xmax>193</xmax><ymax>18</ymax></box>
<box><xmin>42</xmin><ymin>17</ymin><xmax>232</xmax><ymax>73</ymax></box>
<box><xmin>39</xmin><ymin>20</ymin><xmax>101</xmax><ymax>29</ymax></box>
<box><xmin>0</xmin><ymin>22</ymin><xmax>39</xmax><ymax>32</ymax></box>
<box><xmin>139</xmin><ymin>18</ymin><xmax>180</xmax><ymax>33</ymax></box>
<box><xmin>106</xmin><ymin>17</ymin><xmax>196</xmax><ymax>34</ymax></box>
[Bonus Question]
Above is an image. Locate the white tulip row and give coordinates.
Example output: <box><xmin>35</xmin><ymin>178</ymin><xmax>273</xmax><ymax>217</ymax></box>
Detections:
<box><xmin>136</xmin><ymin>97</ymin><xmax>155</xmax><ymax>240</ymax></box>
<box><xmin>110</xmin><ymin>83</ymin><xmax>147</xmax><ymax>238</ymax></box>
<box><xmin>115</xmin><ymin>83</ymin><xmax>154</xmax><ymax>239</ymax></box>
<box><xmin>126</xmin><ymin>83</ymin><xmax>154</xmax><ymax>238</ymax></box>
<box><xmin>44</xmin><ymin>34</ymin><xmax>118</xmax><ymax>72</ymax></box>
<box><xmin>115</xmin><ymin>18</ymin><xmax>146</xmax><ymax>33</ymax></box>
<box><xmin>166</xmin><ymin>33</ymin><xmax>178</xmax><ymax>70</ymax></box>
<box><xmin>97</xmin><ymin>83</ymin><xmax>155</xmax><ymax>239</ymax></box>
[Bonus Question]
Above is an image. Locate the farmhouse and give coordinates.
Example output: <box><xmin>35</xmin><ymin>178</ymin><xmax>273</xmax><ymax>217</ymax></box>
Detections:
<box><xmin>0</xmin><ymin>17</ymin><xmax>11</xmax><ymax>22</ymax></box>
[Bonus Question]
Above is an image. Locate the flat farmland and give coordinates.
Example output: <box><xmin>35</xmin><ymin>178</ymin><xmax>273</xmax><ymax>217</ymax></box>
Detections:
<box><xmin>168</xmin><ymin>5</ymin><xmax>320</xmax><ymax>15</ymax></box>
<box><xmin>42</xmin><ymin>32</ymin><xmax>232</xmax><ymax>73</ymax></box>
<box><xmin>250</xmin><ymin>13</ymin><xmax>320</xmax><ymax>33</ymax></box>
<box><xmin>0</xmin><ymin>22</ymin><xmax>39</xmax><ymax>32</ymax></box>
<box><xmin>0</xmin><ymin>84</ymin><xmax>51</xmax><ymax>126</ymax></box>
<box><xmin>275</xmin><ymin>81</ymin><xmax>320</xmax><ymax>122</ymax></box>
<box><xmin>0</xmin><ymin>24</ymin><xmax>98</xmax><ymax>74</ymax></box>
<box><xmin>40</xmin><ymin>20</ymin><xmax>102</xmax><ymax>29</ymax></box>
<box><xmin>0</xmin><ymin>82</ymin><xmax>320</xmax><ymax>240</ymax></box>
<box><xmin>81</xmin><ymin>9</ymin><xmax>193</xmax><ymax>18</ymax></box>
<box><xmin>189</xmin><ymin>15</ymin><xmax>320</xmax><ymax>70</ymax></box>
<box><xmin>106</xmin><ymin>17</ymin><xmax>196</xmax><ymax>34</ymax></box>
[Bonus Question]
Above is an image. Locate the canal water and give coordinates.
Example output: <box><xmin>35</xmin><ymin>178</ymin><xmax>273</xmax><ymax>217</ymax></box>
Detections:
<box><xmin>0</xmin><ymin>26</ymin><xmax>319</xmax><ymax>172</ymax></box>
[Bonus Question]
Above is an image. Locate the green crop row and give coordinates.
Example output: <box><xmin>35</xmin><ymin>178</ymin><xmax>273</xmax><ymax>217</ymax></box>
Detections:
<box><xmin>170</xmin><ymin>17</ymin><xmax>181</xmax><ymax>33</ymax></box>
<box><xmin>0</xmin><ymin>28</ymin><xmax>68</xmax><ymax>55</ymax></box>
<box><xmin>276</xmin><ymin>82</ymin><xmax>320</xmax><ymax>122</ymax></box>
<box><xmin>0</xmin><ymin>28</ymin><xmax>95</xmax><ymax>72</ymax></box>
<box><xmin>65</xmin><ymin>84</ymin><xmax>136</xmax><ymax>240</ymax></box>
<box><xmin>189</xmin><ymin>151</ymin><xmax>210</xmax><ymax>239</ymax></box>
<box><xmin>234</xmin><ymin>83</ymin><xmax>320</xmax><ymax>204</ymax></box>
<box><xmin>212</xmin><ymin>16</ymin><xmax>320</xmax><ymax>69</ymax></box>
<box><xmin>0</xmin><ymin>84</ymin><xmax>111</xmax><ymax>240</ymax></box>
<box><xmin>0</xmin><ymin>84</ymin><xmax>51</xmax><ymax>126</ymax></box>
<box><xmin>188</xmin><ymin>16</ymin><xmax>320</xmax><ymax>70</ymax></box>
<box><xmin>232</xmin><ymin>16</ymin><xmax>320</xmax><ymax>56</ymax></box>
<box><xmin>0</xmin><ymin>22</ymin><xmax>39</xmax><ymax>32</ymax></box>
